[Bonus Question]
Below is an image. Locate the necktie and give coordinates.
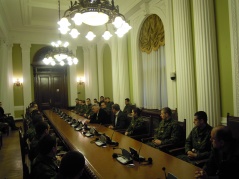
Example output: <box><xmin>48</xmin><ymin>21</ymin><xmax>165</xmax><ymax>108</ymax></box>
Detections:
<box><xmin>115</xmin><ymin>115</ymin><xmax>118</xmax><ymax>126</ymax></box>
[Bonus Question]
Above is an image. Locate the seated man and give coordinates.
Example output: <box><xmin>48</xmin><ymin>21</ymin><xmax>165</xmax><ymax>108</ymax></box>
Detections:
<box><xmin>30</xmin><ymin>134</ymin><xmax>59</xmax><ymax>179</ymax></box>
<box><xmin>123</xmin><ymin>98</ymin><xmax>133</xmax><ymax>115</ymax></box>
<box><xmin>71</xmin><ymin>98</ymin><xmax>81</xmax><ymax>113</ymax></box>
<box><xmin>146</xmin><ymin>107</ymin><xmax>182</xmax><ymax>149</ymax></box>
<box><xmin>28</xmin><ymin>121</ymin><xmax>50</xmax><ymax>162</ymax></box>
<box><xmin>83</xmin><ymin>98</ymin><xmax>93</xmax><ymax>119</ymax></box>
<box><xmin>84</xmin><ymin>104</ymin><xmax>110</xmax><ymax>125</ymax></box>
<box><xmin>0</xmin><ymin>101</ymin><xmax>19</xmax><ymax>130</ymax></box>
<box><xmin>105</xmin><ymin>97</ymin><xmax>114</xmax><ymax>111</ymax></box>
<box><xmin>99</xmin><ymin>96</ymin><xmax>105</xmax><ymax>106</ymax></box>
<box><xmin>26</xmin><ymin>113</ymin><xmax>44</xmax><ymax>142</ymax></box>
<box><xmin>56</xmin><ymin>151</ymin><xmax>85</xmax><ymax>179</ymax></box>
<box><xmin>177</xmin><ymin>111</ymin><xmax>212</xmax><ymax>167</ymax></box>
<box><xmin>125</xmin><ymin>107</ymin><xmax>146</xmax><ymax>136</ymax></box>
<box><xmin>195</xmin><ymin>125</ymin><xmax>239</xmax><ymax>179</ymax></box>
<box><xmin>108</xmin><ymin>104</ymin><xmax>127</xmax><ymax>130</ymax></box>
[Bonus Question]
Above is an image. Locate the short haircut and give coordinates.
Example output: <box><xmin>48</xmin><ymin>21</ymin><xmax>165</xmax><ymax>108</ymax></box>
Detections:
<box><xmin>35</xmin><ymin>121</ymin><xmax>49</xmax><ymax>137</ymax></box>
<box><xmin>125</xmin><ymin>98</ymin><xmax>130</xmax><ymax>102</ymax></box>
<box><xmin>86</xmin><ymin>98</ymin><xmax>91</xmax><ymax>101</ymax></box>
<box><xmin>162</xmin><ymin>107</ymin><xmax>172</xmax><ymax>116</ymax></box>
<box><xmin>32</xmin><ymin>113</ymin><xmax>44</xmax><ymax>126</ymax></box>
<box><xmin>75</xmin><ymin>98</ymin><xmax>79</xmax><ymax>101</ymax></box>
<box><xmin>92</xmin><ymin>104</ymin><xmax>100</xmax><ymax>109</ymax></box>
<box><xmin>38</xmin><ymin>134</ymin><xmax>56</xmax><ymax>155</ymax></box>
<box><xmin>58</xmin><ymin>151</ymin><xmax>85</xmax><ymax>179</ymax></box>
<box><xmin>112</xmin><ymin>104</ymin><xmax>120</xmax><ymax>111</ymax></box>
<box><xmin>194</xmin><ymin>111</ymin><xmax>208</xmax><ymax>123</ymax></box>
<box><xmin>214</xmin><ymin>125</ymin><xmax>233</xmax><ymax>143</ymax></box>
<box><xmin>132</xmin><ymin>107</ymin><xmax>141</xmax><ymax>116</ymax></box>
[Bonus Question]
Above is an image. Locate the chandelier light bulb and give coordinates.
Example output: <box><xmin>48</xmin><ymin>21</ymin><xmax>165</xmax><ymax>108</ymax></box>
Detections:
<box><xmin>72</xmin><ymin>13</ymin><xmax>83</xmax><ymax>25</ymax></box>
<box><xmin>58</xmin><ymin>26</ymin><xmax>70</xmax><ymax>34</ymax></box>
<box><xmin>113</xmin><ymin>16</ymin><xmax>124</xmax><ymax>29</ymax></box>
<box><xmin>51</xmin><ymin>61</ymin><xmax>56</xmax><ymax>66</ymax></box>
<box><xmin>73</xmin><ymin>57</ymin><xmax>79</xmax><ymax>64</ymax></box>
<box><xmin>69</xmin><ymin>28</ymin><xmax>80</xmax><ymax>38</ymax></box>
<box><xmin>60</xmin><ymin>61</ymin><xmax>65</xmax><ymax>66</ymax></box>
<box><xmin>58</xmin><ymin>17</ymin><xmax>71</xmax><ymax>27</ymax></box>
<box><xmin>85</xmin><ymin>31</ymin><xmax>96</xmax><ymax>41</ymax></box>
<box><xmin>102</xmin><ymin>31</ymin><xmax>112</xmax><ymax>40</ymax></box>
<box><xmin>63</xmin><ymin>42</ymin><xmax>69</xmax><ymax>47</ymax></box>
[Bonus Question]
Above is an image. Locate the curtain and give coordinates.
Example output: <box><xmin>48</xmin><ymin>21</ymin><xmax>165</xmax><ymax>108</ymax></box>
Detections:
<box><xmin>141</xmin><ymin>46</ymin><xmax>168</xmax><ymax>109</ymax></box>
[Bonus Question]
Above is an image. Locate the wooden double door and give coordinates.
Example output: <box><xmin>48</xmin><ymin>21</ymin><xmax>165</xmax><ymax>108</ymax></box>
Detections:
<box><xmin>33</xmin><ymin>67</ymin><xmax>68</xmax><ymax>110</ymax></box>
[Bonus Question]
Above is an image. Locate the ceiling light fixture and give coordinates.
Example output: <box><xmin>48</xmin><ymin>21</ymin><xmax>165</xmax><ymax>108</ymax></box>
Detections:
<box><xmin>58</xmin><ymin>0</ymin><xmax>132</xmax><ymax>41</ymax></box>
<box><xmin>42</xmin><ymin>0</ymin><xmax>78</xmax><ymax>66</ymax></box>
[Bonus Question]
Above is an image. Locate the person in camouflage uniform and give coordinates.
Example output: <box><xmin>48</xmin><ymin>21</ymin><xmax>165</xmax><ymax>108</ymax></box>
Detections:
<box><xmin>78</xmin><ymin>100</ymin><xmax>86</xmax><ymax>116</ymax></box>
<box><xmin>177</xmin><ymin>111</ymin><xmax>212</xmax><ymax>166</ymax></box>
<box><xmin>72</xmin><ymin>98</ymin><xmax>81</xmax><ymax>113</ymax></box>
<box><xmin>83</xmin><ymin>98</ymin><xmax>93</xmax><ymax>119</ymax></box>
<box><xmin>30</xmin><ymin>134</ymin><xmax>59</xmax><ymax>179</ymax></box>
<box><xmin>123</xmin><ymin>98</ymin><xmax>133</xmax><ymax>115</ymax></box>
<box><xmin>125</xmin><ymin>107</ymin><xmax>146</xmax><ymax>136</ymax></box>
<box><xmin>26</xmin><ymin>113</ymin><xmax>44</xmax><ymax>142</ymax></box>
<box><xmin>146</xmin><ymin>107</ymin><xmax>182</xmax><ymax>149</ymax></box>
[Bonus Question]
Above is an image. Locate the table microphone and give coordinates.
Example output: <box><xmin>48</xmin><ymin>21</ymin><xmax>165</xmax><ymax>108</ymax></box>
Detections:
<box><xmin>162</xmin><ymin>167</ymin><xmax>167</xmax><ymax>179</ymax></box>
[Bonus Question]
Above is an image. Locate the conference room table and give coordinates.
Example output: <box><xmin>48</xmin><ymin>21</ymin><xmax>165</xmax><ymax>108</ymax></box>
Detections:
<box><xmin>43</xmin><ymin>109</ymin><xmax>201</xmax><ymax>179</ymax></box>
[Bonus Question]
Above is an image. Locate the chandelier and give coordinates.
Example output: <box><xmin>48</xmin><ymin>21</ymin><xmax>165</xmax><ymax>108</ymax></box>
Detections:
<box><xmin>42</xmin><ymin>0</ymin><xmax>79</xmax><ymax>66</ymax></box>
<box><xmin>58</xmin><ymin>0</ymin><xmax>132</xmax><ymax>41</ymax></box>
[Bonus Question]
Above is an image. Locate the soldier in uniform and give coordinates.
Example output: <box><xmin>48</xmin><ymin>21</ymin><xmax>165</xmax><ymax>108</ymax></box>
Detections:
<box><xmin>72</xmin><ymin>98</ymin><xmax>80</xmax><ymax>113</ymax></box>
<box><xmin>146</xmin><ymin>107</ymin><xmax>182</xmax><ymax>149</ymax></box>
<box><xmin>83</xmin><ymin>98</ymin><xmax>93</xmax><ymax>119</ymax></box>
<box><xmin>123</xmin><ymin>98</ymin><xmax>133</xmax><ymax>115</ymax></box>
<box><xmin>125</xmin><ymin>107</ymin><xmax>146</xmax><ymax>136</ymax></box>
<box><xmin>177</xmin><ymin>111</ymin><xmax>212</xmax><ymax>167</ymax></box>
<box><xmin>30</xmin><ymin>134</ymin><xmax>59</xmax><ymax>179</ymax></box>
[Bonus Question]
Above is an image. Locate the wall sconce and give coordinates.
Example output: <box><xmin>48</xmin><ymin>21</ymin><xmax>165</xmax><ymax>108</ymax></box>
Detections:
<box><xmin>77</xmin><ymin>77</ymin><xmax>85</xmax><ymax>85</ymax></box>
<box><xmin>13</xmin><ymin>78</ymin><xmax>23</xmax><ymax>86</ymax></box>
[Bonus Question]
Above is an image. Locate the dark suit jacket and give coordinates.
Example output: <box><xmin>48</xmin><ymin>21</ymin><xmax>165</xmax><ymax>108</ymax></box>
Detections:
<box><xmin>112</xmin><ymin>111</ymin><xmax>127</xmax><ymax>130</ymax></box>
<box><xmin>90</xmin><ymin>108</ymin><xmax>110</xmax><ymax>125</ymax></box>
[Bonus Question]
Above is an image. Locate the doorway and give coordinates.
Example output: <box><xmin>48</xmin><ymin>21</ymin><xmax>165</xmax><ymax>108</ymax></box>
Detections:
<box><xmin>32</xmin><ymin>46</ymin><xmax>68</xmax><ymax>110</ymax></box>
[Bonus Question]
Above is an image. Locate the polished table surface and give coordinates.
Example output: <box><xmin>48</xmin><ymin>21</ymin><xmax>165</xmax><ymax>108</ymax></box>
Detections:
<box><xmin>43</xmin><ymin>109</ymin><xmax>200</xmax><ymax>179</ymax></box>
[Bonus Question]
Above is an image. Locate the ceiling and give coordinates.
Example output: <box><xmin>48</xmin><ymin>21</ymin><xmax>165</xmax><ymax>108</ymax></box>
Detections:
<box><xmin>0</xmin><ymin>0</ymin><xmax>145</xmax><ymax>45</ymax></box>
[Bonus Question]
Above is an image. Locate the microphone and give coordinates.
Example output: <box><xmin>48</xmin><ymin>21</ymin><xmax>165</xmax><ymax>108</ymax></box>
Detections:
<box><xmin>162</xmin><ymin>167</ymin><xmax>167</xmax><ymax>179</ymax></box>
<box><xmin>110</xmin><ymin>130</ymin><xmax>115</xmax><ymax>141</ymax></box>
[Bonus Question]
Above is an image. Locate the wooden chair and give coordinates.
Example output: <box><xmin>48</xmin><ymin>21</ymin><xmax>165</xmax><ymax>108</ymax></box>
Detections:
<box><xmin>19</xmin><ymin>127</ymin><xmax>30</xmax><ymax>179</ymax></box>
<box><xmin>0</xmin><ymin>132</ymin><xmax>2</xmax><ymax>149</ymax></box>
<box><xmin>227</xmin><ymin>112</ymin><xmax>239</xmax><ymax>139</ymax></box>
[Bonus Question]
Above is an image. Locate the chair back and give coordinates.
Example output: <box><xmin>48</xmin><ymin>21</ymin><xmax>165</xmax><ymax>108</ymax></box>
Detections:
<box><xmin>227</xmin><ymin>113</ymin><xmax>239</xmax><ymax>139</ymax></box>
<box><xmin>19</xmin><ymin>127</ymin><xmax>30</xmax><ymax>179</ymax></box>
<box><xmin>178</xmin><ymin>119</ymin><xmax>187</xmax><ymax>142</ymax></box>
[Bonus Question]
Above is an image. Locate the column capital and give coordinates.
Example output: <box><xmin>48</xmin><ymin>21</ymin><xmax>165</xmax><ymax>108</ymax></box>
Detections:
<box><xmin>20</xmin><ymin>42</ymin><xmax>31</xmax><ymax>51</ymax></box>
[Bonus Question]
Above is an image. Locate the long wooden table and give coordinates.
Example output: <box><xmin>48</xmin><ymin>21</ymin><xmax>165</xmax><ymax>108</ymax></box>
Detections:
<box><xmin>43</xmin><ymin>109</ymin><xmax>200</xmax><ymax>179</ymax></box>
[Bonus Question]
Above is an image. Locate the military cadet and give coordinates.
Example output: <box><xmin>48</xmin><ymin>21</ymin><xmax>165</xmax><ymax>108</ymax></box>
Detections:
<box><xmin>125</xmin><ymin>107</ymin><xmax>146</xmax><ymax>136</ymax></box>
<box><xmin>83</xmin><ymin>98</ymin><xmax>93</xmax><ymax>119</ymax></box>
<box><xmin>30</xmin><ymin>134</ymin><xmax>59</xmax><ymax>179</ymax></box>
<box><xmin>71</xmin><ymin>98</ymin><xmax>80</xmax><ymax>113</ymax></box>
<box><xmin>123</xmin><ymin>98</ymin><xmax>133</xmax><ymax>115</ymax></box>
<box><xmin>177</xmin><ymin>111</ymin><xmax>212</xmax><ymax>167</ymax></box>
<box><xmin>146</xmin><ymin>107</ymin><xmax>182</xmax><ymax>149</ymax></box>
<box><xmin>26</xmin><ymin>113</ymin><xmax>44</xmax><ymax>142</ymax></box>
<box><xmin>105</xmin><ymin>97</ymin><xmax>114</xmax><ymax>111</ymax></box>
<box><xmin>78</xmin><ymin>100</ymin><xmax>86</xmax><ymax>116</ymax></box>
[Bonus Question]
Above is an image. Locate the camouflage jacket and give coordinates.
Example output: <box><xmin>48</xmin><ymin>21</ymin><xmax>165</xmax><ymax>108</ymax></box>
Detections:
<box><xmin>123</xmin><ymin>104</ymin><xmax>133</xmax><ymax>115</ymax></box>
<box><xmin>154</xmin><ymin>118</ymin><xmax>182</xmax><ymax>145</ymax></box>
<box><xmin>185</xmin><ymin>124</ymin><xmax>212</xmax><ymax>159</ymax></box>
<box><xmin>30</xmin><ymin>154</ymin><xmax>58</xmax><ymax>179</ymax></box>
<box><xmin>126</xmin><ymin>116</ymin><xmax>145</xmax><ymax>135</ymax></box>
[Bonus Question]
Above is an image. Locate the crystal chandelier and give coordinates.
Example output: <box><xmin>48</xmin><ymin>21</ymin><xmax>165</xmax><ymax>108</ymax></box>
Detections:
<box><xmin>58</xmin><ymin>0</ymin><xmax>132</xmax><ymax>41</ymax></box>
<box><xmin>43</xmin><ymin>40</ymin><xmax>78</xmax><ymax>66</ymax></box>
<box><xmin>42</xmin><ymin>0</ymin><xmax>78</xmax><ymax>66</ymax></box>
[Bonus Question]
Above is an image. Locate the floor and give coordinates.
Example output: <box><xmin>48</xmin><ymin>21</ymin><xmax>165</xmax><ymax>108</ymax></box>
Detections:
<box><xmin>0</xmin><ymin>121</ymin><xmax>23</xmax><ymax>179</ymax></box>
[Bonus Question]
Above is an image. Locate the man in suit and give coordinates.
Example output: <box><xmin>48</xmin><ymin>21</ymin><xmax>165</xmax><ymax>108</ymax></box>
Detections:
<box><xmin>84</xmin><ymin>104</ymin><xmax>110</xmax><ymax>125</ymax></box>
<box><xmin>108</xmin><ymin>104</ymin><xmax>127</xmax><ymax>130</ymax></box>
<box><xmin>0</xmin><ymin>101</ymin><xmax>19</xmax><ymax>130</ymax></box>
